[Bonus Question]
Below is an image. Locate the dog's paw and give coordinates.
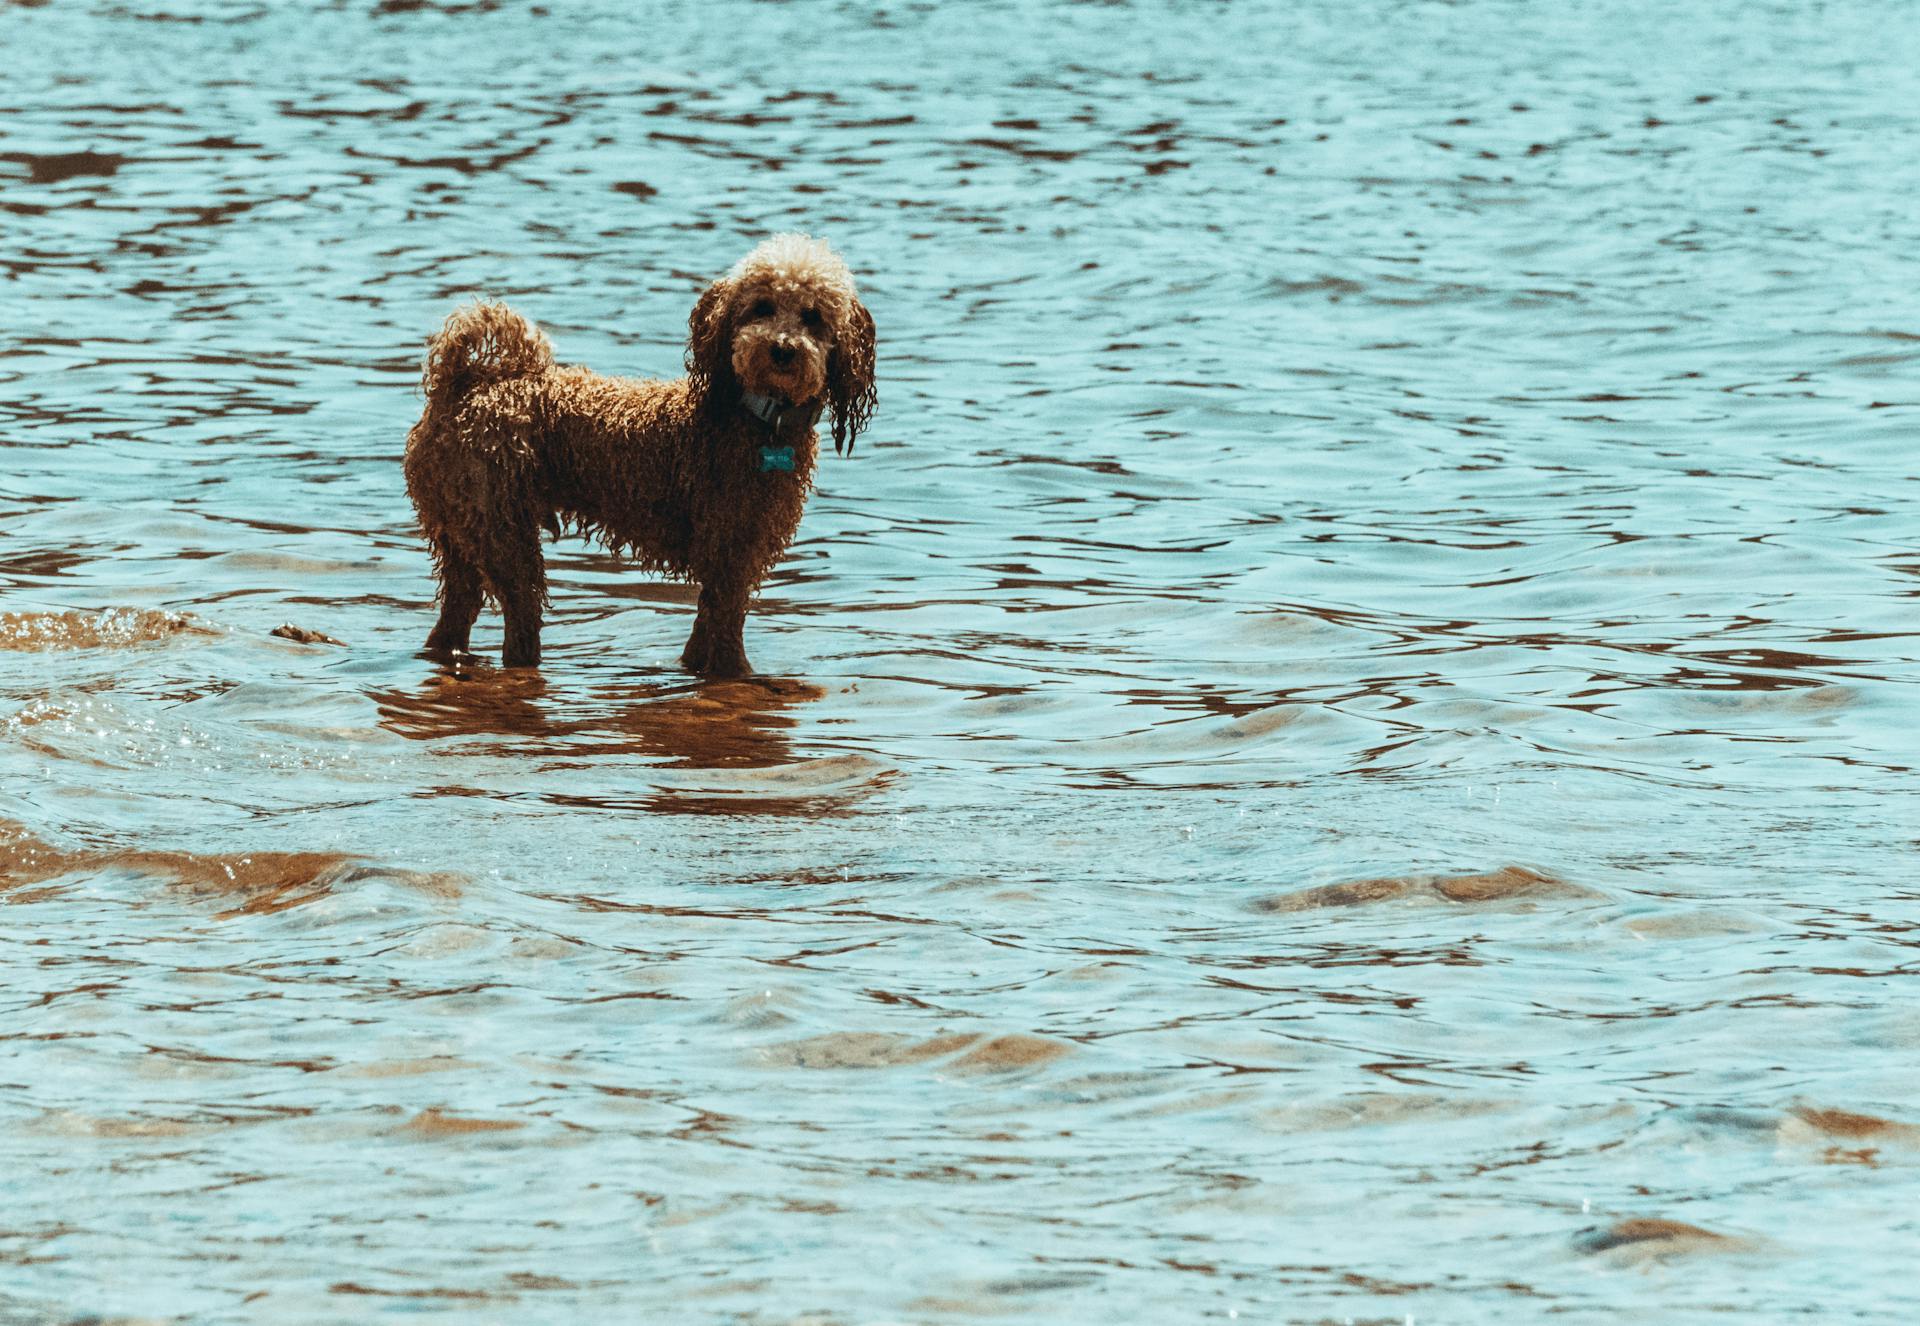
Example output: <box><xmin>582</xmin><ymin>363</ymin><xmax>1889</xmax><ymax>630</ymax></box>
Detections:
<box><xmin>699</xmin><ymin>652</ymin><xmax>752</xmax><ymax>680</ymax></box>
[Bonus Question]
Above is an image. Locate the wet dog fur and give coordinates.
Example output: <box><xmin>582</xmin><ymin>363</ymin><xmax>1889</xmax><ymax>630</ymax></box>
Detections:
<box><xmin>402</xmin><ymin>234</ymin><xmax>875</xmax><ymax>677</ymax></box>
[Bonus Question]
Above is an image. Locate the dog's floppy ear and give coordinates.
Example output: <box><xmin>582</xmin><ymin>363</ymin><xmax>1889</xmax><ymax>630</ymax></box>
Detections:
<box><xmin>827</xmin><ymin>296</ymin><xmax>876</xmax><ymax>455</ymax></box>
<box><xmin>685</xmin><ymin>277</ymin><xmax>734</xmax><ymax>395</ymax></box>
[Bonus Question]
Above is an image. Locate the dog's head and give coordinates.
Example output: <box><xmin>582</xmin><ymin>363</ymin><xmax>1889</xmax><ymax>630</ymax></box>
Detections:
<box><xmin>686</xmin><ymin>234</ymin><xmax>876</xmax><ymax>453</ymax></box>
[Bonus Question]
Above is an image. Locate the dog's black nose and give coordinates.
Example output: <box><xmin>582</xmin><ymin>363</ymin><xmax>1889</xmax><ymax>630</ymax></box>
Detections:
<box><xmin>769</xmin><ymin>342</ymin><xmax>795</xmax><ymax>367</ymax></box>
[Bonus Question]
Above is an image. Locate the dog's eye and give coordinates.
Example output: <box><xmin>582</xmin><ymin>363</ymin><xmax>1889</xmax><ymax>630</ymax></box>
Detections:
<box><xmin>749</xmin><ymin>299</ymin><xmax>776</xmax><ymax>319</ymax></box>
<box><xmin>801</xmin><ymin>307</ymin><xmax>824</xmax><ymax>329</ymax></box>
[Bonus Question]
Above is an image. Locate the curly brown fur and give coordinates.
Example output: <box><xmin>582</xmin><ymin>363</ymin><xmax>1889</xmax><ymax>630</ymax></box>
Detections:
<box><xmin>402</xmin><ymin>234</ymin><xmax>876</xmax><ymax>676</ymax></box>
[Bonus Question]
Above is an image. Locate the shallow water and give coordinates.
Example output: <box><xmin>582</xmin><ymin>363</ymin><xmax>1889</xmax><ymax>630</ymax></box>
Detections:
<box><xmin>4</xmin><ymin>1</ymin><xmax>1920</xmax><ymax>1321</ymax></box>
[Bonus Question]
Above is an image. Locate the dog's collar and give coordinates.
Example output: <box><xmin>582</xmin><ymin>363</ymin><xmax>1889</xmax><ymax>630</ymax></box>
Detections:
<box><xmin>739</xmin><ymin>390</ymin><xmax>817</xmax><ymax>432</ymax></box>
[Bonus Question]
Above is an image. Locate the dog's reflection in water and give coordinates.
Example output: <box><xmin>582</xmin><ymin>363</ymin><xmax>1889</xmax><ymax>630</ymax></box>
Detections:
<box><xmin>372</xmin><ymin>666</ymin><xmax>825</xmax><ymax>771</ymax></box>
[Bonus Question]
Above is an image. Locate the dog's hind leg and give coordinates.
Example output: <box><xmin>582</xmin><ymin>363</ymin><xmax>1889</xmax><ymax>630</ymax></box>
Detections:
<box><xmin>480</xmin><ymin>520</ymin><xmax>547</xmax><ymax>669</ymax></box>
<box><xmin>424</xmin><ymin>549</ymin><xmax>484</xmax><ymax>654</ymax></box>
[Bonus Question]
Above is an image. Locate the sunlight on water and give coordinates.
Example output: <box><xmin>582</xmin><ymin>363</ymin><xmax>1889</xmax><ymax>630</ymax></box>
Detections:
<box><xmin>3</xmin><ymin>1</ymin><xmax>1919</xmax><ymax>1321</ymax></box>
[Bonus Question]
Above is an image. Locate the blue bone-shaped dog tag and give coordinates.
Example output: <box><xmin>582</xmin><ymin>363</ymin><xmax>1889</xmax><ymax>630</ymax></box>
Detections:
<box><xmin>758</xmin><ymin>445</ymin><xmax>795</xmax><ymax>473</ymax></box>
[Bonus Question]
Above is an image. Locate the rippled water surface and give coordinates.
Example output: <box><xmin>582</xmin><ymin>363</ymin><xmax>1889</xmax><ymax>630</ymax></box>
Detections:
<box><xmin>5</xmin><ymin>1</ymin><xmax>1920</xmax><ymax>1321</ymax></box>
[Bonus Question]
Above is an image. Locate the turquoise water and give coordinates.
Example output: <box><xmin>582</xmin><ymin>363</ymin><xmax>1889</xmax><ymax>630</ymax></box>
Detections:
<box><xmin>4</xmin><ymin>1</ymin><xmax>1919</xmax><ymax>1320</ymax></box>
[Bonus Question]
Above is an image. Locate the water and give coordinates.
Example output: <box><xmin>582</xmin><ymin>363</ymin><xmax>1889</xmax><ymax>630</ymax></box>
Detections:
<box><xmin>3</xmin><ymin>1</ymin><xmax>1919</xmax><ymax>1320</ymax></box>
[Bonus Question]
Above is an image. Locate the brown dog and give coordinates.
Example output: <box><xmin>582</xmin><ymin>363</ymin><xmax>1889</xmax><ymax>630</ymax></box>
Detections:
<box><xmin>402</xmin><ymin>234</ymin><xmax>875</xmax><ymax>676</ymax></box>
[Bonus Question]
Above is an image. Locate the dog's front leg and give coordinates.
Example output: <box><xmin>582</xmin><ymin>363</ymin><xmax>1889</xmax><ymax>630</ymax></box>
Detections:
<box><xmin>682</xmin><ymin>580</ymin><xmax>751</xmax><ymax>678</ymax></box>
<box><xmin>678</xmin><ymin>591</ymin><xmax>713</xmax><ymax>674</ymax></box>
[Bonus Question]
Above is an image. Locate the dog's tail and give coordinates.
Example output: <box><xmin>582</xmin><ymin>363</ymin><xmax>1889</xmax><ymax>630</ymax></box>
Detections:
<box><xmin>417</xmin><ymin>301</ymin><xmax>555</xmax><ymax>417</ymax></box>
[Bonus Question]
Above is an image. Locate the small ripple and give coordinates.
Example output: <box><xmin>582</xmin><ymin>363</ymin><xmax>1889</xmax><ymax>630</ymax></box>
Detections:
<box><xmin>1252</xmin><ymin>866</ymin><xmax>1599</xmax><ymax>913</ymax></box>
<box><xmin>0</xmin><ymin>608</ymin><xmax>212</xmax><ymax>651</ymax></box>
